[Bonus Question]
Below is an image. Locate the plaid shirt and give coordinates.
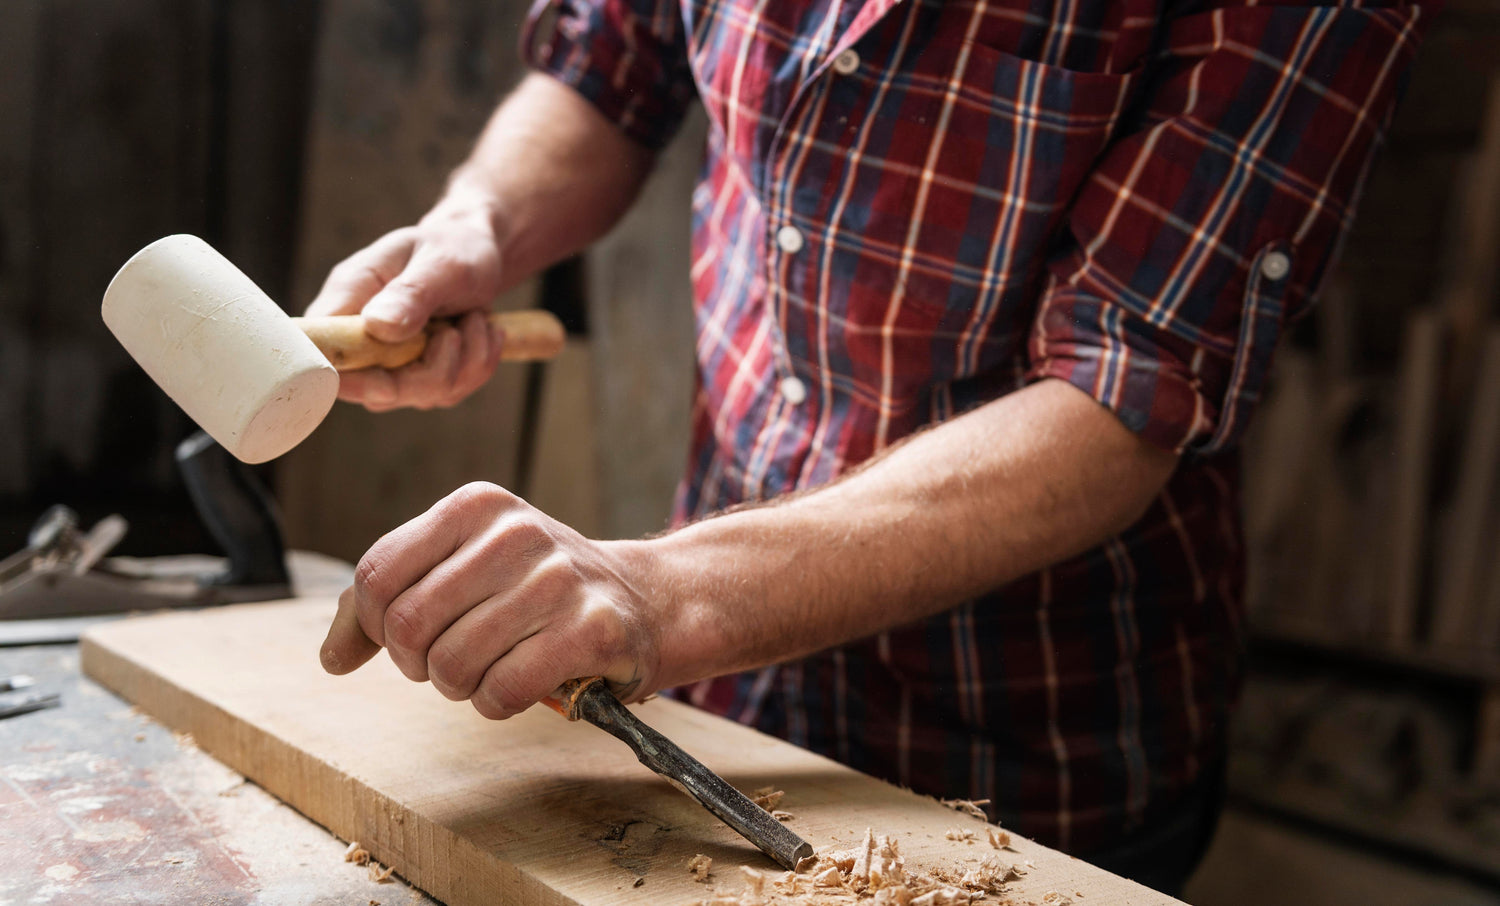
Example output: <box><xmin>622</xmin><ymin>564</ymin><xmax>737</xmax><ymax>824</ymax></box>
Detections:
<box><xmin>524</xmin><ymin>0</ymin><xmax>1424</xmax><ymax>852</ymax></box>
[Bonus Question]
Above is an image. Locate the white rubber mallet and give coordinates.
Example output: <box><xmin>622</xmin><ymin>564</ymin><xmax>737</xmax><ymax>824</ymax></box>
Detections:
<box><xmin>101</xmin><ymin>234</ymin><xmax>565</xmax><ymax>464</ymax></box>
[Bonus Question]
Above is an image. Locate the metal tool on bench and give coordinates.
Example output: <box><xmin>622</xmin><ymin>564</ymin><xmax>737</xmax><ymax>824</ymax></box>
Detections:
<box><xmin>548</xmin><ymin>677</ymin><xmax>815</xmax><ymax>870</ymax></box>
<box><xmin>0</xmin><ymin>431</ymin><xmax>292</xmax><ymax>622</ymax></box>
<box><xmin>0</xmin><ymin>674</ymin><xmax>61</xmax><ymax>720</ymax></box>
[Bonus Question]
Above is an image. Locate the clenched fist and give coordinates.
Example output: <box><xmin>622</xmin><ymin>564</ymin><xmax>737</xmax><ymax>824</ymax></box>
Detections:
<box><xmin>319</xmin><ymin>482</ymin><xmax>665</xmax><ymax>718</ymax></box>
<box><xmin>304</xmin><ymin>187</ymin><xmax>510</xmax><ymax>412</ymax></box>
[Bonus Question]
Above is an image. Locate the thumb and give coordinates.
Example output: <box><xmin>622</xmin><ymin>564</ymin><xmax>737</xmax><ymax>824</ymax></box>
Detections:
<box><xmin>360</xmin><ymin>244</ymin><xmax>460</xmax><ymax>343</ymax></box>
<box><xmin>321</xmin><ymin>586</ymin><xmax>382</xmax><ymax>675</ymax></box>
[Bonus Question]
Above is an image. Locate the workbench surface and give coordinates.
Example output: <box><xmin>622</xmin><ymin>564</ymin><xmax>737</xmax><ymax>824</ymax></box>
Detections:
<box><xmin>0</xmin><ymin>641</ymin><xmax>438</xmax><ymax>905</ymax></box>
<box><xmin>0</xmin><ymin>553</ymin><xmax>433</xmax><ymax>905</ymax></box>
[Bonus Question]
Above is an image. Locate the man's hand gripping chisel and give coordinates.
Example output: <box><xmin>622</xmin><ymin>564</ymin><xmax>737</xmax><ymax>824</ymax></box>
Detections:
<box><xmin>322</xmin><ymin>595</ymin><xmax>814</xmax><ymax>870</ymax></box>
<box><xmin>102</xmin><ymin>235</ymin><xmax>815</xmax><ymax>871</ymax></box>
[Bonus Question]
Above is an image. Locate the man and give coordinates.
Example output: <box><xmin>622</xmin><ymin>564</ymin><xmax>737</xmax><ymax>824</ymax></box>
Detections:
<box><xmin>312</xmin><ymin>0</ymin><xmax>1426</xmax><ymax>893</ymax></box>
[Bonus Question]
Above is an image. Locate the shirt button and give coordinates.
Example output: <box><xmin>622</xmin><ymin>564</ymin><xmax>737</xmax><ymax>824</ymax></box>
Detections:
<box><xmin>832</xmin><ymin>49</ymin><xmax>860</xmax><ymax>75</ymax></box>
<box><xmin>1260</xmin><ymin>250</ymin><xmax>1291</xmax><ymax>281</ymax></box>
<box><xmin>776</xmin><ymin>225</ymin><xmax>804</xmax><ymax>254</ymax></box>
<box><xmin>779</xmin><ymin>375</ymin><xmax>808</xmax><ymax>405</ymax></box>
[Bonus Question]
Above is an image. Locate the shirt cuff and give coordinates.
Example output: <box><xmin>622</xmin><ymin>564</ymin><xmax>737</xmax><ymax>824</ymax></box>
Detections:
<box><xmin>1025</xmin><ymin>255</ymin><xmax>1290</xmax><ymax>457</ymax></box>
<box><xmin>521</xmin><ymin>0</ymin><xmax>696</xmax><ymax>151</ymax></box>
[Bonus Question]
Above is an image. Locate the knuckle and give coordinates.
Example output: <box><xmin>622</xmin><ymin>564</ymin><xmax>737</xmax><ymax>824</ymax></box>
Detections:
<box><xmin>383</xmin><ymin>598</ymin><xmax>427</xmax><ymax>651</ymax></box>
<box><xmin>426</xmin><ymin>644</ymin><xmax>471</xmax><ymax>700</ymax></box>
<box><xmin>449</xmin><ymin>481</ymin><xmax>511</xmax><ymax>512</ymax></box>
<box><xmin>475</xmin><ymin>670</ymin><xmax>529</xmax><ymax>718</ymax></box>
<box><xmin>500</xmin><ymin>521</ymin><xmax>554</xmax><ymax>560</ymax></box>
<box><xmin>522</xmin><ymin>554</ymin><xmax>576</xmax><ymax>604</ymax></box>
<box><xmin>579</xmin><ymin>605</ymin><xmax>628</xmax><ymax>658</ymax></box>
<box><xmin>353</xmin><ymin>550</ymin><xmax>394</xmax><ymax>604</ymax></box>
<box><xmin>441</xmin><ymin>483</ymin><xmax>519</xmax><ymax>529</ymax></box>
<box><xmin>470</xmin><ymin>694</ymin><xmax>506</xmax><ymax>721</ymax></box>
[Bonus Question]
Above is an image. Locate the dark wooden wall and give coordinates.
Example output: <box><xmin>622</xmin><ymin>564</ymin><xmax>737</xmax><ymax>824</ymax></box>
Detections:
<box><xmin>0</xmin><ymin>0</ymin><xmax>320</xmax><ymax>555</ymax></box>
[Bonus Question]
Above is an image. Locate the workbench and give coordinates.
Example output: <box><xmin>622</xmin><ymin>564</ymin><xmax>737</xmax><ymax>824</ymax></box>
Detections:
<box><xmin>0</xmin><ymin>553</ymin><xmax>435</xmax><ymax>905</ymax></box>
<box><xmin>4</xmin><ymin>570</ymin><xmax>1185</xmax><ymax>906</ymax></box>
<box><xmin>0</xmin><ymin>640</ymin><xmax>436</xmax><ymax>904</ymax></box>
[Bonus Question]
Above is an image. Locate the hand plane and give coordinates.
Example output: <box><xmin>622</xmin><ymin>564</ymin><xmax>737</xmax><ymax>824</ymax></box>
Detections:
<box><xmin>0</xmin><ymin>431</ymin><xmax>295</xmax><ymax>623</ymax></box>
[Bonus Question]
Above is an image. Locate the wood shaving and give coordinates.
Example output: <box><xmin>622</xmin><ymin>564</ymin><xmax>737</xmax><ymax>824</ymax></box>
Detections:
<box><xmin>343</xmin><ymin>841</ymin><xmax>371</xmax><ymax>866</ymax></box>
<box><xmin>1041</xmin><ymin>893</ymin><xmax>1072</xmax><ymax>905</ymax></box>
<box><xmin>688</xmin><ymin>853</ymin><xmax>713</xmax><ymax>881</ymax></box>
<box><xmin>942</xmin><ymin>829</ymin><xmax>975</xmax><ymax>844</ymax></box>
<box><xmin>369</xmin><ymin>862</ymin><xmax>394</xmax><ymax>882</ymax></box>
<box><xmin>634</xmin><ymin>877</ymin><xmax>646</xmax><ymax>887</ymax></box>
<box><xmin>696</xmin><ymin>827</ymin><xmax>1030</xmax><ymax>906</ymax></box>
<box><xmin>939</xmin><ymin>798</ymin><xmax>991</xmax><ymax>821</ymax></box>
<box><xmin>986</xmin><ymin>828</ymin><xmax>1014</xmax><ymax>851</ymax></box>
<box><xmin>742</xmin><ymin>866</ymin><xmax>768</xmax><ymax>895</ymax></box>
<box><xmin>772</xmin><ymin>810</ymin><xmax>796</xmax><ymax>822</ymax></box>
<box><xmin>751</xmin><ymin>786</ymin><xmax>787</xmax><ymax>810</ymax></box>
<box><xmin>910</xmin><ymin>891</ymin><xmax>965</xmax><ymax>906</ymax></box>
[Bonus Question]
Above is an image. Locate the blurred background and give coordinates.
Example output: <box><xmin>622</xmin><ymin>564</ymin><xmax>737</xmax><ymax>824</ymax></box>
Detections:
<box><xmin>1</xmin><ymin>1</ymin><xmax>1497</xmax><ymax>903</ymax></box>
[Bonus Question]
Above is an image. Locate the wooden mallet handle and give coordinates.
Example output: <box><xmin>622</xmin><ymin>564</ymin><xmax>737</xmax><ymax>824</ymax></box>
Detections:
<box><xmin>295</xmin><ymin>310</ymin><xmax>566</xmax><ymax>371</ymax></box>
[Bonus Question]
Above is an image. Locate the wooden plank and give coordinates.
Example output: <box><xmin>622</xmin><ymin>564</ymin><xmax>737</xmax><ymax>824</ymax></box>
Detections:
<box><xmin>0</xmin><ymin>0</ymin><xmax>42</xmax><ymax>498</ymax></box>
<box><xmin>527</xmin><ymin>340</ymin><xmax>604</xmax><ymax>538</ymax></box>
<box><xmin>1384</xmin><ymin>311</ymin><xmax>1445</xmax><ymax>643</ymax></box>
<box><xmin>278</xmin><ymin>0</ymin><xmax>538</xmax><ymax>561</ymax></box>
<box><xmin>1431</xmin><ymin>328</ymin><xmax>1500</xmax><ymax>648</ymax></box>
<box><xmin>583</xmin><ymin>111</ymin><xmax>705</xmax><ymax>539</ymax></box>
<box><xmin>80</xmin><ymin>599</ymin><xmax>1181</xmax><ymax>906</ymax></box>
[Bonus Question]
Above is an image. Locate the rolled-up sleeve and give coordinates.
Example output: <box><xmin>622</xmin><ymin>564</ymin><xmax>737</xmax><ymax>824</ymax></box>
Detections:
<box><xmin>522</xmin><ymin>0</ymin><xmax>697</xmax><ymax>150</ymax></box>
<box><xmin>1027</xmin><ymin>1</ymin><xmax>1428</xmax><ymax>455</ymax></box>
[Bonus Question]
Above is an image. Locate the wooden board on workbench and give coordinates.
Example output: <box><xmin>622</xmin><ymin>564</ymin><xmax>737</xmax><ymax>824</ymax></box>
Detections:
<box><xmin>80</xmin><ymin>600</ymin><xmax>1181</xmax><ymax>906</ymax></box>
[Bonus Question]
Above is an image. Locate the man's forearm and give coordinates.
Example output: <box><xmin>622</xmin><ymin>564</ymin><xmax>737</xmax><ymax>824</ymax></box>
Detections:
<box><xmin>632</xmin><ymin>378</ymin><xmax>1178</xmax><ymax>689</ymax></box>
<box><xmin>436</xmin><ymin>73</ymin><xmax>655</xmax><ymax>289</ymax></box>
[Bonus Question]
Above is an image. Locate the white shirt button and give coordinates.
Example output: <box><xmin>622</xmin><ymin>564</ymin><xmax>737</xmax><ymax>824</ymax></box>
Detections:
<box><xmin>779</xmin><ymin>375</ymin><xmax>808</xmax><ymax>405</ymax></box>
<box><xmin>776</xmin><ymin>225</ymin><xmax>804</xmax><ymax>254</ymax></box>
<box><xmin>1260</xmin><ymin>250</ymin><xmax>1291</xmax><ymax>281</ymax></box>
<box><xmin>832</xmin><ymin>49</ymin><xmax>860</xmax><ymax>75</ymax></box>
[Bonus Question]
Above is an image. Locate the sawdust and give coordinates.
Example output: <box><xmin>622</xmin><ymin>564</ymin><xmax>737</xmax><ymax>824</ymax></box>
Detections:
<box><xmin>939</xmin><ymin>799</ymin><xmax>991</xmax><ymax>821</ymax></box>
<box><xmin>943</xmin><ymin>829</ymin><xmax>976</xmax><ymax>844</ymax></box>
<box><xmin>693</xmin><ymin>828</ymin><xmax>1026</xmax><ymax>906</ymax></box>
<box><xmin>750</xmin><ymin>786</ymin><xmax>786</xmax><ymax>811</ymax></box>
<box><xmin>772</xmin><ymin>810</ymin><xmax>796</xmax><ymax>822</ymax></box>
<box><xmin>688</xmin><ymin>853</ymin><xmax>713</xmax><ymax>881</ymax></box>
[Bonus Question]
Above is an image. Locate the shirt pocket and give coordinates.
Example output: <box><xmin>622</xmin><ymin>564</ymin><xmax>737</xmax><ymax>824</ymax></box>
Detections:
<box><xmin>826</xmin><ymin>42</ymin><xmax>1140</xmax><ymax>391</ymax></box>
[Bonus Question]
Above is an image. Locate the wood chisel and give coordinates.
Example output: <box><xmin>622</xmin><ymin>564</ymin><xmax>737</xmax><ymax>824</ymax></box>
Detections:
<box><xmin>547</xmin><ymin>677</ymin><xmax>814</xmax><ymax>870</ymax></box>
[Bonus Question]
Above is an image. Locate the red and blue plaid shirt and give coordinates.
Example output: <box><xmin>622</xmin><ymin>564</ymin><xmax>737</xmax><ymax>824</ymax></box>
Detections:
<box><xmin>524</xmin><ymin>0</ymin><xmax>1425</xmax><ymax>853</ymax></box>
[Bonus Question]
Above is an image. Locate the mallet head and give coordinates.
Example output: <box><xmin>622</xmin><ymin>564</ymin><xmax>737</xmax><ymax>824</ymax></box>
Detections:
<box><xmin>102</xmin><ymin>234</ymin><xmax>339</xmax><ymax>464</ymax></box>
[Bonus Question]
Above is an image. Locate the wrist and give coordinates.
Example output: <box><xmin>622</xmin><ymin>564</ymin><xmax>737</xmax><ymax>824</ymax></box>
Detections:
<box><xmin>604</xmin><ymin>532</ymin><xmax>729</xmax><ymax>693</ymax></box>
<box><xmin>429</xmin><ymin>169</ymin><xmax>514</xmax><ymax>249</ymax></box>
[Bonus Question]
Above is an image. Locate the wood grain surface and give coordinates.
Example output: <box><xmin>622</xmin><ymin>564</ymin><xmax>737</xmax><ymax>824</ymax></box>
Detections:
<box><xmin>80</xmin><ymin>599</ymin><xmax>1181</xmax><ymax>906</ymax></box>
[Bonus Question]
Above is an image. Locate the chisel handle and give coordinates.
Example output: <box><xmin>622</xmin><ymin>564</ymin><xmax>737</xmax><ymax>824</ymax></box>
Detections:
<box><xmin>295</xmin><ymin>310</ymin><xmax>565</xmax><ymax>371</ymax></box>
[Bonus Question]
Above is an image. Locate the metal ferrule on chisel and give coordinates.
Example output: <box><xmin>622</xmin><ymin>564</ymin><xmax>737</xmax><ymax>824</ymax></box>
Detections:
<box><xmin>555</xmin><ymin>677</ymin><xmax>815</xmax><ymax>871</ymax></box>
